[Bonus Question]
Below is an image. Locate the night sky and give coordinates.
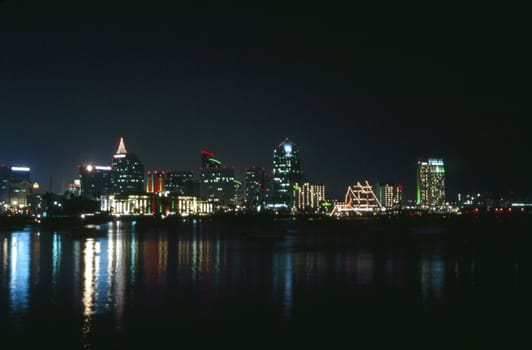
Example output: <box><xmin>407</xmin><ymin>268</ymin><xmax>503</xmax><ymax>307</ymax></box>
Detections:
<box><xmin>0</xmin><ymin>1</ymin><xmax>529</xmax><ymax>200</ymax></box>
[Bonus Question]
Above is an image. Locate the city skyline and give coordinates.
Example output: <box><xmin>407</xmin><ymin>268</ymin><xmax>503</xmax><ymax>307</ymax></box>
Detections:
<box><xmin>1</xmin><ymin>1</ymin><xmax>529</xmax><ymax>199</ymax></box>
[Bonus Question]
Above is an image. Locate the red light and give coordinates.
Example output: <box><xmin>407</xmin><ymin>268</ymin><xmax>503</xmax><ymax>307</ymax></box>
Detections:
<box><xmin>201</xmin><ymin>150</ymin><xmax>215</xmax><ymax>158</ymax></box>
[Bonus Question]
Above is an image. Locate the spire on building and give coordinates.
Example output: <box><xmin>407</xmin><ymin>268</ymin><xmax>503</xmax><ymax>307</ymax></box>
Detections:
<box><xmin>116</xmin><ymin>137</ymin><xmax>128</xmax><ymax>154</ymax></box>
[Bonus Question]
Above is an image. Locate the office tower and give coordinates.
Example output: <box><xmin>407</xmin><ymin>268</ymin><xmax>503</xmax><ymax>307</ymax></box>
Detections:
<box><xmin>245</xmin><ymin>166</ymin><xmax>265</xmax><ymax>210</ymax></box>
<box><xmin>294</xmin><ymin>182</ymin><xmax>326</xmax><ymax>212</ymax></box>
<box><xmin>417</xmin><ymin>158</ymin><xmax>445</xmax><ymax>209</ymax></box>
<box><xmin>110</xmin><ymin>137</ymin><xmax>145</xmax><ymax>194</ymax></box>
<box><xmin>165</xmin><ymin>170</ymin><xmax>195</xmax><ymax>196</ymax></box>
<box><xmin>78</xmin><ymin>164</ymin><xmax>112</xmax><ymax>200</ymax></box>
<box><xmin>269</xmin><ymin>137</ymin><xmax>301</xmax><ymax>210</ymax></box>
<box><xmin>199</xmin><ymin>150</ymin><xmax>236</xmax><ymax>208</ymax></box>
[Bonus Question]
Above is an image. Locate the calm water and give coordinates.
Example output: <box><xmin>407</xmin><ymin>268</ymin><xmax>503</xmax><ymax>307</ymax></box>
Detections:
<box><xmin>1</xmin><ymin>220</ymin><xmax>530</xmax><ymax>348</ymax></box>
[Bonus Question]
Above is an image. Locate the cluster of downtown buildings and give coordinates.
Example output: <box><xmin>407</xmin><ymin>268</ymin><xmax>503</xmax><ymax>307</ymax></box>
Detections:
<box><xmin>74</xmin><ymin>137</ymin><xmax>328</xmax><ymax>216</ymax></box>
<box><xmin>3</xmin><ymin>137</ymin><xmax>529</xmax><ymax>218</ymax></box>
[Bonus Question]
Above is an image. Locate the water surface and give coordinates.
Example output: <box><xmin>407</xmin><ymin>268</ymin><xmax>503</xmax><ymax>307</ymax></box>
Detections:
<box><xmin>1</xmin><ymin>220</ymin><xmax>530</xmax><ymax>348</ymax></box>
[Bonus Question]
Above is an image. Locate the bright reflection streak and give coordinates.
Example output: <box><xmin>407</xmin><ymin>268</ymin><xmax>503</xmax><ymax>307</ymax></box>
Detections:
<box><xmin>82</xmin><ymin>239</ymin><xmax>96</xmax><ymax>338</ymax></box>
<box><xmin>108</xmin><ymin>236</ymin><xmax>114</xmax><ymax>302</ymax></box>
<box><xmin>2</xmin><ymin>238</ymin><xmax>7</xmax><ymax>286</ymax></box>
<box><xmin>9</xmin><ymin>232</ymin><xmax>30</xmax><ymax>314</ymax></box>
<box><xmin>114</xmin><ymin>232</ymin><xmax>126</xmax><ymax>331</ymax></box>
<box><xmin>52</xmin><ymin>233</ymin><xmax>62</xmax><ymax>288</ymax></box>
<box><xmin>131</xmin><ymin>232</ymin><xmax>137</xmax><ymax>284</ymax></box>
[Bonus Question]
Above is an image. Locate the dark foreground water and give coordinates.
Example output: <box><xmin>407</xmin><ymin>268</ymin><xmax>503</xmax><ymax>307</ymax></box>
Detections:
<box><xmin>1</xmin><ymin>219</ymin><xmax>531</xmax><ymax>348</ymax></box>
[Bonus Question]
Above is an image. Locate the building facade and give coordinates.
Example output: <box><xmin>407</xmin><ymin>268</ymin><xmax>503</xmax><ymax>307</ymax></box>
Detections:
<box><xmin>78</xmin><ymin>164</ymin><xmax>112</xmax><ymax>200</ymax></box>
<box><xmin>165</xmin><ymin>170</ymin><xmax>196</xmax><ymax>196</ymax></box>
<box><xmin>0</xmin><ymin>165</ymin><xmax>33</xmax><ymax>209</ymax></box>
<box><xmin>245</xmin><ymin>166</ymin><xmax>265</xmax><ymax>210</ymax></box>
<box><xmin>294</xmin><ymin>182</ymin><xmax>326</xmax><ymax>213</ymax></box>
<box><xmin>377</xmin><ymin>183</ymin><xmax>403</xmax><ymax>209</ymax></box>
<box><xmin>110</xmin><ymin>137</ymin><xmax>144</xmax><ymax>195</ymax></box>
<box><xmin>269</xmin><ymin>138</ymin><xmax>302</xmax><ymax>211</ymax></box>
<box><xmin>199</xmin><ymin>150</ymin><xmax>238</xmax><ymax>210</ymax></box>
<box><xmin>417</xmin><ymin>158</ymin><xmax>445</xmax><ymax>209</ymax></box>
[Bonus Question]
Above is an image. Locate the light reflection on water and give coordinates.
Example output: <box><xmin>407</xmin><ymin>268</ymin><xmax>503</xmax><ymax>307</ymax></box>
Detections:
<box><xmin>0</xmin><ymin>222</ymin><xmax>530</xmax><ymax>346</ymax></box>
<box><xmin>9</xmin><ymin>230</ymin><xmax>30</xmax><ymax>316</ymax></box>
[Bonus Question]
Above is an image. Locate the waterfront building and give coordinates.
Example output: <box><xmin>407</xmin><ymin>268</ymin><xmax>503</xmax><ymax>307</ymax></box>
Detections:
<box><xmin>110</xmin><ymin>137</ymin><xmax>144</xmax><ymax>195</ymax></box>
<box><xmin>175</xmin><ymin>196</ymin><xmax>213</xmax><ymax>216</ymax></box>
<box><xmin>377</xmin><ymin>183</ymin><xmax>403</xmax><ymax>209</ymax></box>
<box><xmin>0</xmin><ymin>165</ymin><xmax>33</xmax><ymax>209</ymax></box>
<box><xmin>101</xmin><ymin>193</ymin><xmax>151</xmax><ymax>215</ymax></box>
<box><xmin>294</xmin><ymin>182</ymin><xmax>326</xmax><ymax>213</ymax></box>
<box><xmin>78</xmin><ymin>164</ymin><xmax>112</xmax><ymax>200</ymax></box>
<box><xmin>146</xmin><ymin>170</ymin><xmax>165</xmax><ymax>194</ymax></box>
<box><xmin>417</xmin><ymin>158</ymin><xmax>445</xmax><ymax>209</ymax></box>
<box><xmin>269</xmin><ymin>138</ymin><xmax>302</xmax><ymax>211</ymax></box>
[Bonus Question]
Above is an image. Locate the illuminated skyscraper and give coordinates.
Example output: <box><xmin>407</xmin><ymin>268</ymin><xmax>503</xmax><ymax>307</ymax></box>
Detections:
<box><xmin>199</xmin><ymin>150</ymin><xmax>237</xmax><ymax>209</ymax></box>
<box><xmin>110</xmin><ymin>137</ymin><xmax>144</xmax><ymax>195</ymax></box>
<box><xmin>269</xmin><ymin>138</ymin><xmax>302</xmax><ymax>210</ymax></box>
<box><xmin>377</xmin><ymin>183</ymin><xmax>403</xmax><ymax>209</ymax></box>
<box><xmin>417</xmin><ymin>158</ymin><xmax>445</xmax><ymax>209</ymax></box>
<box><xmin>294</xmin><ymin>182</ymin><xmax>326</xmax><ymax>213</ymax></box>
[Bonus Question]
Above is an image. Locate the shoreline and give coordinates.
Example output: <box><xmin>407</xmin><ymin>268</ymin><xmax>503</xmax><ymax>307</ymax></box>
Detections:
<box><xmin>3</xmin><ymin>211</ymin><xmax>525</xmax><ymax>238</ymax></box>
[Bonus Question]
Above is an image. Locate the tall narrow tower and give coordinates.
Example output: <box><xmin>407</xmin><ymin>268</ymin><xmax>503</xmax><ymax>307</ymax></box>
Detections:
<box><xmin>269</xmin><ymin>137</ymin><xmax>301</xmax><ymax>210</ymax></box>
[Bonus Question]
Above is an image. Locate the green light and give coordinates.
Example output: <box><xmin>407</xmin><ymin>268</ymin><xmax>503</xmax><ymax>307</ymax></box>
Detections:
<box><xmin>233</xmin><ymin>180</ymin><xmax>242</xmax><ymax>185</ymax></box>
<box><xmin>321</xmin><ymin>201</ymin><xmax>332</xmax><ymax>207</ymax></box>
<box><xmin>208</xmin><ymin>158</ymin><xmax>222</xmax><ymax>165</ymax></box>
<box><xmin>293</xmin><ymin>185</ymin><xmax>300</xmax><ymax>191</ymax></box>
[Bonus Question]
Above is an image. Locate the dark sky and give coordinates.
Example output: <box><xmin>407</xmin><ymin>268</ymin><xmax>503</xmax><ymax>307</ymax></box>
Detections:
<box><xmin>0</xmin><ymin>0</ymin><xmax>530</xmax><ymax>200</ymax></box>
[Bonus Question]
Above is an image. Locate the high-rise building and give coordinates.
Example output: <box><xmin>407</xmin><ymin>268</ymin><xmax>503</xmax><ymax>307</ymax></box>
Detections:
<box><xmin>269</xmin><ymin>138</ymin><xmax>301</xmax><ymax>210</ymax></box>
<box><xmin>165</xmin><ymin>170</ymin><xmax>195</xmax><ymax>196</ymax></box>
<box><xmin>245</xmin><ymin>166</ymin><xmax>266</xmax><ymax>210</ymax></box>
<box><xmin>199</xmin><ymin>150</ymin><xmax>237</xmax><ymax>209</ymax></box>
<box><xmin>78</xmin><ymin>164</ymin><xmax>112</xmax><ymax>200</ymax></box>
<box><xmin>377</xmin><ymin>183</ymin><xmax>403</xmax><ymax>209</ymax></box>
<box><xmin>294</xmin><ymin>182</ymin><xmax>326</xmax><ymax>213</ymax></box>
<box><xmin>110</xmin><ymin>137</ymin><xmax>144</xmax><ymax>195</ymax></box>
<box><xmin>417</xmin><ymin>158</ymin><xmax>445</xmax><ymax>209</ymax></box>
